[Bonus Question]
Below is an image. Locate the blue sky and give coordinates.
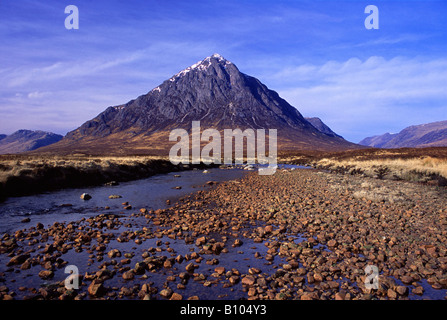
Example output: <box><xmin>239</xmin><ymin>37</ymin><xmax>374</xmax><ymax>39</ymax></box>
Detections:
<box><xmin>1</xmin><ymin>0</ymin><xmax>446</xmax><ymax>143</ymax></box>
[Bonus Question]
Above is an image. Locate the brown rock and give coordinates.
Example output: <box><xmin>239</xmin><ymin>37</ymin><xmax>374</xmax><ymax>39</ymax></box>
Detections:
<box><xmin>313</xmin><ymin>273</ymin><xmax>323</xmax><ymax>282</ymax></box>
<box><xmin>88</xmin><ymin>280</ymin><xmax>106</xmax><ymax>297</ymax></box>
<box><xmin>327</xmin><ymin>239</ymin><xmax>338</xmax><ymax>247</ymax></box>
<box><xmin>185</xmin><ymin>262</ymin><xmax>196</xmax><ymax>272</ymax></box>
<box><xmin>242</xmin><ymin>275</ymin><xmax>255</xmax><ymax>286</ymax></box>
<box><xmin>195</xmin><ymin>236</ymin><xmax>206</xmax><ymax>246</ymax></box>
<box><xmin>412</xmin><ymin>286</ymin><xmax>424</xmax><ymax>295</ymax></box>
<box><xmin>7</xmin><ymin>254</ymin><xmax>30</xmax><ymax>266</ymax></box>
<box><xmin>400</xmin><ymin>275</ymin><xmax>413</xmax><ymax>285</ymax></box>
<box><xmin>387</xmin><ymin>288</ymin><xmax>397</xmax><ymax>299</ymax></box>
<box><xmin>229</xmin><ymin>276</ymin><xmax>239</xmax><ymax>285</ymax></box>
<box><xmin>300</xmin><ymin>293</ymin><xmax>313</xmax><ymax>300</ymax></box>
<box><xmin>160</xmin><ymin>288</ymin><xmax>173</xmax><ymax>299</ymax></box>
<box><xmin>396</xmin><ymin>286</ymin><xmax>408</xmax><ymax>296</ymax></box>
<box><xmin>122</xmin><ymin>270</ymin><xmax>135</xmax><ymax>280</ymax></box>
<box><xmin>335</xmin><ymin>292</ymin><xmax>345</xmax><ymax>300</ymax></box>
<box><xmin>80</xmin><ymin>193</ymin><xmax>92</xmax><ymax>200</ymax></box>
<box><xmin>170</xmin><ymin>292</ymin><xmax>183</xmax><ymax>300</ymax></box>
<box><xmin>214</xmin><ymin>267</ymin><xmax>225</xmax><ymax>275</ymax></box>
<box><xmin>232</xmin><ymin>239</ymin><xmax>243</xmax><ymax>247</ymax></box>
<box><xmin>38</xmin><ymin>270</ymin><xmax>54</xmax><ymax>279</ymax></box>
<box><xmin>248</xmin><ymin>267</ymin><xmax>261</xmax><ymax>275</ymax></box>
<box><xmin>248</xmin><ymin>287</ymin><xmax>257</xmax><ymax>297</ymax></box>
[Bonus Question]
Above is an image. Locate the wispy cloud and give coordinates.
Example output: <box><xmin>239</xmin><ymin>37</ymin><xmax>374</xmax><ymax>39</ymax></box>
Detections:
<box><xmin>273</xmin><ymin>56</ymin><xmax>447</xmax><ymax>142</ymax></box>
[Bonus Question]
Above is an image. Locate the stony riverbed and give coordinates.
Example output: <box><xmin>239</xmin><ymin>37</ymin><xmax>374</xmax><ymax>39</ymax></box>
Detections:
<box><xmin>1</xmin><ymin>168</ymin><xmax>446</xmax><ymax>300</ymax></box>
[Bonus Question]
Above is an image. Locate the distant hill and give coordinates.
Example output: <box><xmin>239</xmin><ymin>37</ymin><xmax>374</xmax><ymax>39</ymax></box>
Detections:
<box><xmin>305</xmin><ymin>117</ymin><xmax>343</xmax><ymax>139</ymax></box>
<box><xmin>0</xmin><ymin>134</ymin><xmax>6</xmax><ymax>141</ymax></box>
<box><xmin>359</xmin><ymin>120</ymin><xmax>447</xmax><ymax>148</ymax></box>
<box><xmin>39</xmin><ymin>53</ymin><xmax>360</xmax><ymax>155</ymax></box>
<box><xmin>0</xmin><ymin>130</ymin><xmax>63</xmax><ymax>154</ymax></box>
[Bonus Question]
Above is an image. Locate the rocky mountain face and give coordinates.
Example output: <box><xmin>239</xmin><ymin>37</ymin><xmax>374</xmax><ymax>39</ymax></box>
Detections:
<box><xmin>305</xmin><ymin>117</ymin><xmax>343</xmax><ymax>139</ymax></box>
<box><xmin>359</xmin><ymin>120</ymin><xmax>447</xmax><ymax>148</ymax></box>
<box><xmin>0</xmin><ymin>130</ymin><xmax>63</xmax><ymax>154</ymax></box>
<box><xmin>40</xmin><ymin>54</ymin><xmax>359</xmax><ymax>155</ymax></box>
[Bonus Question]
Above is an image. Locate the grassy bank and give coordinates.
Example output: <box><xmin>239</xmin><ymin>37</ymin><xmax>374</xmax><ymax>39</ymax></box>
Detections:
<box><xmin>0</xmin><ymin>155</ymin><xmax>206</xmax><ymax>200</ymax></box>
<box><xmin>313</xmin><ymin>156</ymin><xmax>447</xmax><ymax>184</ymax></box>
<box><xmin>281</xmin><ymin>147</ymin><xmax>447</xmax><ymax>186</ymax></box>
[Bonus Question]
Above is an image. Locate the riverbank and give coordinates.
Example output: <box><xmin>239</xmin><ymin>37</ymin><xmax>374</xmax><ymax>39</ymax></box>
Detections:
<box><xmin>0</xmin><ymin>155</ymin><xmax>212</xmax><ymax>200</ymax></box>
<box><xmin>1</xmin><ymin>167</ymin><xmax>446</xmax><ymax>300</ymax></box>
<box><xmin>281</xmin><ymin>147</ymin><xmax>447</xmax><ymax>186</ymax></box>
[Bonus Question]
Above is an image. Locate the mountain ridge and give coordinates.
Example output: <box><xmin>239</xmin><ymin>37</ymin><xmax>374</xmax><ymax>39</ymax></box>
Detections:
<box><xmin>0</xmin><ymin>130</ymin><xmax>63</xmax><ymax>154</ymax></box>
<box><xmin>359</xmin><ymin>120</ymin><xmax>447</xmax><ymax>148</ymax></box>
<box><xmin>38</xmin><ymin>54</ymin><xmax>361</xmax><ymax>155</ymax></box>
<box><xmin>305</xmin><ymin>117</ymin><xmax>343</xmax><ymax>139</ymax></box>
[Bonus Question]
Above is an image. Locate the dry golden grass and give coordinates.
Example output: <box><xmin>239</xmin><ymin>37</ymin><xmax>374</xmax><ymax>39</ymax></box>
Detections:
<box><xmin>0</xmin><ymin>154</ymin><xmax>181</xmax><ymax>199</ymax></box>
<box><xmin>0</xmin><ymin>155</ymin><xmax>168</xmax><ymax>184</ymax></box>
<box><xmin>316</xmin><ymin>156</ymin><xmax>447</xmax><ymax>181</ymax></box>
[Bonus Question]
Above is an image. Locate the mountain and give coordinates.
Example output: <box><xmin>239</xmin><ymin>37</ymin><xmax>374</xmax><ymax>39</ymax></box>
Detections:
<box><xmin>0</xmin><ymin>134</ymin><xmax>6</xmax><ymax>141</ymax></box>
<box><xmin>305</xmin><ymin>117</ymin><xmax>343</xmax><ymax>139</ymax></box>
<box><xmin>39</xmin><ymin>54</ymin><xmax>360</xmax><ymax>155</ymax></box>
<box><xmin>0</xmin><ymin>130</ymin><xmax>63</xmax><ymax>154</ymax></box>
<box><xmin>358</xmin><ymin>133</ymin><xmax>397</xmax><ymax>148</ymax></box>
<box><xmin>359</xmin><ymin>120</ymin><xmax>447</xmax><ymax>148</ymax></box>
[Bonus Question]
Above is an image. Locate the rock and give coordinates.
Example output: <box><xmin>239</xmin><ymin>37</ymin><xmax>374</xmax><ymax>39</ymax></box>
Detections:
<box><xmin>38</xmin><ymin>270</ymin><xmax>54</xmax><ymax>279</ymax></box>
<box><xmin>313</xmin><ymin>273</ymin><xmax>324</xmax><ymax>282</ymax></box>
<box><xmin>107</xmin><ymin>249</ymin><xmax>121</xmax><ymax>258</ymax></box>
<box><xmin>248</xmin><ymin>288</ymin><xmax>257</xmax><ymax>297</ymax></box>
<box><xmin>7</xmin><ymin>254</ymin><xmax>30</xmax><ymax>266</ymax></box>
<box><xmin>300</xmin><ymin>293</ymin><xmax>313</xmax><ymax>300</ymax></box>
<box><xmin>80</xmin><ymin>193</ymin><xmax>92</xmax><ymax>200</ymax></box>
<box><xmin>195</xmin><ymin>236</ymin><xmax>207</xmax><ymax>246</ymax></box>
<box><xmin>21</xmin><ymin>218</ymin><xmax>31</xmax><ymax>223</ymax></box>
<box><xmin>400</xmin><ymin>275</ymin><xmax>413</xmax><ymax>285</ymax></box>
<box><xmin>232</xmin><ymin>239</ymin><xmax>243</xmax><ymax>247</ymax></box>
<box><xmin>327</xmin><ymin>239</ymin><xmax>338</xmax><ymax>247</ymax></box>
<box><xmin>396</xmin><ymin>286</ymin><xmax>408</xmax><ymax>296</ymax></box>
<box><xmin>88</xmin><ymin>280</ymin><xmax>106</xmax><ymax>297</ymax></box>
<box><xmin>242</xmin><ymin>275</ymin><xmax>255</xmax><ymax>286</ymax></box>
<box><xmin>229</xmin><ymin>276</ymin><xmax>239</xmax><ymax>285</ymax></box>
<box><xmin>215</xmin><ymin>267</ymin><xmax>225</xmax><ymax>275</ymax></box>
<box><xmin>335</xmin><ymin>292</ymin><xmax>345</xmax><ymax>300</ymax></box>
<box><xmin>248</xmin><ymin>267</ymin><xmax>261</xmax><ymax>275</ymax></box>
<box><xmin>104</xmin><ymin>181</ymin><xmax>119</xmax><ymax>186</ymax></box>
<box><xmin>159</xmin><ymin>288</ymin><xmax>173</xmax><ymax>299</ymax></box>
<box><xmin>122</xmin><ymin>270</ymin><xmax>135</xmax><ymax>280</ymax></box>
<box><xmin>264</xmin><ymin>225</ymin><xmax>273</xmax><ymax>233</ymax></box>
<box><xmin>387</xmin><ymin>288</ymin><xmax>397</xmax><ymax>299</ymax></box>
<box><xmin>108</xmin><ymin>195</ymin><xmax>122</xmax><ymax>199</ymax></box>
<box><xmin>185</xmin><ymin>262</ymin><xmax>196</xmax><ymax>272</ymax></box>
<box><xmin>170</xmin><ymin>292</ymin><xmax>183</xmax><ymax>300</ymax></box>
<box><xmin>412</xmin><ymin>286</ymin><xmax>424</xmax><ymax>295</ymax></box>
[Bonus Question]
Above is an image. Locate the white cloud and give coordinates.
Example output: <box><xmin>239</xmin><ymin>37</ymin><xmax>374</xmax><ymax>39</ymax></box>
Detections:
<box><xmin>27</xmin><ymin>91</ymin><xmax>51</xmax><ymax>99</ymax></box>
<box><xmin>273</xmin><ymin>56</ymin><xmax>447</xmax><ymax>142</ymax></box>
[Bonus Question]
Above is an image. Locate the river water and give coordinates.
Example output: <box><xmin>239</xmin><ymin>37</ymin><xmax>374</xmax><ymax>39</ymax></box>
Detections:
<box><xmin>0</xmin><ymin>164</ymin><xmax>313</xmax><ymax>300</ymax></box>
<box><xmin>0</xmin><ymin>164</ymin><xmax>444</xmax><ymax>300</ymax></box>
<box><xmin>0</xmin><ymin>167</ymin><xmax>249</xmax><ymax>234</ymax></box>
<box><xmin>0</xmin><ymin>164</ymin><xmax>307</xmax><ymax>234</ymax></box>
